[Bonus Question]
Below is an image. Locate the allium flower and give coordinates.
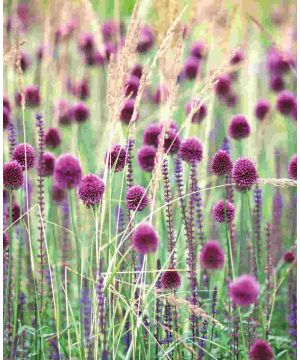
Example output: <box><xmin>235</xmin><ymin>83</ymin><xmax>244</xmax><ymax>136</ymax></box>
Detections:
<box><xmin>3</xmin><ymin>107</ymin><xmax>10</xmax><ymax>130</ymax></box>
<box><xmin>37</xmin><ymin>152</ymin><xmax>56</xmax><ymax>177</ymax></box>
<box><xmin>269</xmin><ymin>75</ymin><xmax>285</xmax><ymax>93</ymax></box>
<box><xmin>228</xmin><ymin>115</ymin><xmax>251</xmax><ymax>140</ymax></box>
<box><xmin>18</xmin><ymin>51</ymin><xmax>31</xmax><ymax>72</ymax></box>
<box><xmin>124</xmin><ymin>75</ymin><xmax>140</xmax><ymax>98</ymax></box>
<box><xmin>288</xmin><ymin>154</ymin><xmax>297</xmax><ymax>180</ymax></box>
<box><xmin>184</xmin><ymin>56</ymin><xmax>200</xmax><ymax>80</ymax></box>
<box><xmin>161</xmin><ymin>269</ymin><xmax>181</xmax><ymax>289</ymax></box>
<box><xmin>12</xmin><ymin>143</ymin><xmax>35</xmax><ymax>170</ymax></box>
<box><xmin>45</xmin><ymin>128</ymin><xmax>61</xmax><ymax>149</ymax></box>
<box><xmin>56</xmin><ymin>99</ymin><xmax>74</xmax><ymax>125</ymax></box>
<box><xmin>254</xmin><ymin>100</ymin><xmax>270</xmax><ymax>120</ymax></box>
<box><xmin>137</xmin><ymin>145</ymin><xmax>156</xmax><ymax>172</ymax></box>
<box><xmin>131</xmin><ymin>64</ymin><xmax>143</xmax><ymax>79</ymax></box>
<box><xmin>105</xmin><ymin>144</ymin><xmax>127</xmax><ymax>172</ymax></box>
<box><xmin>78</xmin><ymin>32</ymin><xmax>94</xmax><ymax>54</ymax></box>
<box><xmin>3</xmin><ymin>160</ymin><xmax>24</xmax><ymax>190</ymax></box>
<box><xmin>163</xmin><ymin>129</ymin><xmax>181</xmax><ymax>154</ymax></box>
<box><xmin>210</xmin><ymin>149</ymin><xmax>233</xmax><ymax>176</ymax></box>
<box><xmin>52</xmin><ymin>184</ymin><xmax>66</xmax><ymax>203</ymax></box>
<box><xmin>119</xmin><ymin>99</ymin><xmax>135</xmax><ymax>124</ymax></box>
<box><xmin>24</xmin><ymin>85</ymin><xmax>41</xmax><ymax>107</ymax></box>
<box><xmin>215</xmin><ymin>74</ymin><xmax>231</xmax><ymax>97</ymax></box>
<box><xmin>185</xmin><ymin>100</ymin><xmax>207</xmax><ymax>123</ymax></box>
<box><xmin>11</xmin><ymin>202</ymin><xmax>21</xmax><ymax>224</ymax></box>
<box><xmin>190</xmin><ymin>41</ymin><xmax>205</xmax><ymax>59</ymax></box>
<box><xmin>276</xmin><ymin>90</ymin><xmax>296</xmax><ymax>116</ymax></box>
<box><xmin>230</xmin><ymin>49</ymin><xmax>244</xmax><ymax>64</ymax></box>
<box><xmin>104</xmin><ymin>41</ymin><xmax>117</xmax><ymax>60</ymax></box>
<box><xmin>152</xmin><ymin>84</ymin><xmax>169</xmax><ymax>105</ymax></box>
<box><xmin>132</xmin><ymin>222</ymin><xmax>159</xmax><ymax>254</ymax></box>
<box><xmin>3</xmin><ymin>233</ymin><xmax>9</xmax><ymax>249</ymax></box>
<box><xmin>249</xmin><ymin>339</ymin><xmax>274</xmax><ymax>360</ymax></box>
<box><xmin>78</xmin><ymin>174</ymin><xmax>105</xmax><ymax>207</ymax></box>
<box><xmin>225</xmin><ymin>92</ymin><xmax>238</xmax><ymax>108</ymax></box>
<box><xmin>72</xmin><ymin>102</ymin><xmax>90</xmax><ymax>123</ymax></box>
<box><xmin>102</xmin><ymin>20</ymin><xmax>123</xmax><ymax>42</ymax></box>
<box><xmin>179</xmin><ymin>137</ymin><xmax>203</xmax><ymax>164</ymax></box>
<box><xmin>143</xmin><ymin>123</ymin><xmax>161</xmax><ymax>147</ymax></box>
<box><xmin>212</xmin><ymin>200</ymin><xmax>235</xmax><ymax>223</ymax></box>
<box><xmin>283</xmin><ymin>251</ymin><xmax>295</xmax><ymax>264</ymax></box>
<box><xmin>232</xmin><ymin>157</ymin><xmax>258</xmax><ymax>190</ymax></box>
<box><xmin>126</xmin><ymin>185</ymin><xmax>148</xmax><ymax>211</ymax></box>
<box><xmin>137</xmin><ymin>25</ymin><xmax>155</xmax><ymax>53</ymax></box>
<box><xmin>229</xmin><ymin>275</ymin><xmax>260</xmax><ymax>306</ymax></box>
<box><xmin>200</xmin><ymin>240</ymin><xmax>225</xmax><ymax>270</ymax></box>
<box><xmin>3</xmin><ymin>96</ymin><xmax>11</xmax><ymax>113</ymax></box>
<box><xmin>54</xmin><ymin>153</ymin><xmax>82</xmax><ymax>189</ymax></box>
<box><xmin>267</xmin><ymin>48</ymin><xmax>290</xmax><ymax>75</ymax></box>
<box><xmin>75</xmin><ymin>78</ymin><xmax>90</xmax><ymax>100</ymax></box>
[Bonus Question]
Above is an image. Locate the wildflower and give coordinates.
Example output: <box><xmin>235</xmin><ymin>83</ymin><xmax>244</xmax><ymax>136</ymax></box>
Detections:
<box><xmin>254</xmin><ymin>100</ymin><xmax>270</xmax><ymax>120</ymax></box>
<box><xmin>75</xmin><ymin>78</ymin><xmax>90</xmax><ymax>100</ymax></box>
<box><xmin>54</xmin><ymin>153</ymin><xmax>82</xmax><ymax>189</ymax></box>
<box><xmin>229</xmin><ymin>275</ymin><xmax>260</xmax><ymax>306</ymax></box>
<box><xmin>249</xmin><ymin>339</ymin><xmax>274</xmax><ymax>360</ymax></box>
<box><xmin>37</xmin><ymin>152</ymin><xmax>56</xmax><ymax>177</ymax></box>
<box><xmin>184</xmin><ymin>56</ymin><xmax>200</xmax><ymax>80</ymax></box>
<box><xmin>52</xmin><ymin>184</ymin><xmax>66</xmax><ymax>203</ymax></box>
<box><xmin>230</xmin><ymin>49</ymin><xmax>244</xmax><ymax>64</ymax></box>
<box><xmin>228</xmin><ymin>114</ymin><xmax>251</xmax><ymax>140</ymax></box>
<box><xmin>215</xmin><ymin>74</ymin><xmax>231</xmax><ymax>97</ymax></box>
<box><xmin>3</xmin><ymin>107</ymin><xmax>10</xmax><ymax>130</ymax></box>
<box><xmin>126</xmin><ymin>185</ymin><xmax>148</xmax><ymax>211</ymax></box>
<box><xmin>24</xmin><ymin>85</ymin><xmax>41</xmax><ymax>107</ymax></box>
<box><xmin>185</xmin><ymin>100</ymin><xmax>207</xmax><ymax>123</ymax></box>
<box><xmin>288</xmin><ymin>154</ymin><xmax>297</xmax><ymax>180</ymax></box>
<box><xmin>190</xmin><ymin>40</ymin><xmax>205</xmax><ymax>59</ymax></box>
<box><xmin>132</xmin><ymin>222</ymin><xmax>159</xmax><ymax>254</ymax></box>
<box><xmin>200</xmin><ymin>240</ymin><xmax>225</xmax><ymax>270</ymax></box>
<box><xmin>78</xmin><ymin>32</ymin><xmax>94</xmax><ymax>54</ymax></box>
<box><xmin>137</xmin><ymin>25</ymin><xmax>155</xmax><ymax>53</ymax></box>
<box><xmin>283</xmin><ymin>251</ymin><xmax>295</xmax><ymax>264</ymax></box>
<box><xmin>3</xmin><ymin>233</ymin><xmax>9</xmax><ymax>249</ymax></box>
<box><xmin>137</xmin><ymin>145</ymin><xmax>156</xmax><ymax>172</ymax></box>
<box><xmin>212</xmin><ymin>200</ymin><xmax>235</xmax><ymax>223</ymax></box>
<box><xmin>105</xmin><ymin>144</ymin><xmax>127</xmax><ymax>172</ymax></box>
<box><xmin>276</xmin><ymin>90</ymin><xmax>296</xmax><ymax>116</ymax></box>
<box><xmin>131</xmin><ymin>64</ymin><xmax>143</xmax><ymax>79</ymax></box>
<box><xmin>3</xmin><ymin>161</ymin><xmax>24</xmax><ymax>190</ymax></box>
<box><xmin>269</xmin><ymin>75</ymin><xmax>285</xmax><ymax>93</ymax></box>
<box><xmin>78</xmin><ymin>174</ymin><xmax>105</xmax><ymax>207</ymax></box>
<box><xmin>119</xmin><ymin>99</ymin><xmax>135</xmax><ymax>124</ymax></box>
<box><xmin>232</xmin><ymin>157</ymin><xmax>258</xmax><ymax>190</ymax></box>
<box><xmin>161</xmin><ymin>270</ymin><xmax>181</xmax><ymax>290</ymax></box>
<box><xmin>210</xmin><ymin>149</ymin><xmax>233</xmax><ymax>176</ymax></box>
<box><xmin>12</xmin><ymin>143</ymin><xmax>35</xmax><ymax>170</ymax></box>
<box><xmin>56</xmin><ymin>100</ymin><xmax>74</xmax><ymax>126</ymax></box>
<box><xmin>72</xmin><ymin>102</ymin><xmax>90</xmax><ymax>123</ymax></box>
<box><xmin>44</xmin><ymin>128</ymin><xmax>61</xmax><ymax>149</ymax></box>
<box><xmin>179</xmin><ymin>137</ymin><xmax>203</xmax><ymax>164</ymax></box>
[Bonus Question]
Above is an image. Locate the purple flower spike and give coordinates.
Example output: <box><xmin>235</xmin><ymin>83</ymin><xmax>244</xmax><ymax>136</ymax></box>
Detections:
<box><xmin>54</xmin><ymin>153</ymin><xmax>82</xmax><ymax>190</ymax></box>
<box><xmin>137</xmin><ymin>145</ymin><xmax>156</xmax><ymax>172</ymax></box>
<box><xmin>161</xmin><ymin>270</ymin><xmax>181</xmax><ymax>290</ymax></box>
<box><xmin>288</xmin><ymin>154</ymin><xmax>297</xmax><ymax>180</ymax></box>
<box><xmin>249</xmin><ymin>339</ymin><xmax>274</xmax><ymax>360</ymax></box>
<box><xmin>254</xmin><ymin>100</ymin><xmax>270</xmax><ymax>120</ymax></box>
<box><xmin>232</xmin><ymin>157</ymin><xmax>258</xmax><ymax>190</ymax></box>
<box><xmin>228</xmin><ymin>114</ymin><xmax>251</xmax><ymax>140</ymax></box>
<box><xmin>212</xmin><ymin>200</ymin><xmax>235</xmax><ymax>223</ymax></box>
<box><xmin>12</xmin><ymin>143</ymin><xmax>35</xmax><ymax>170</ymax></box>
<box><xmin>200</xmin><ymin>240</ymin><xmax>225</xmax><ymax>270</ymax></box>
<box><xmin>78</xmin><ymin>174</ymin><xmax>105</xmax><ymax>207</ymax></box>
<box><xmin>229</xmin><ymin>275</ymin><xmax>260</xmax><ymax>306</ymax></box>
<box><xmin>126</xmin><ymin>185</ymin><xmax>148</xmax><ymax>211</ymax></box>
<box><xmin>132</xmin><ymin>222</ymin><xmax>159</xmax><ymax>254</ymax></box>
<box><xmin>3</xmin><ymin>161</ymin><xmax>24</xmax><ymax>190</ymax></box>
<box><xmin>210</xmin><ymin>149</ymin><xmax>233</xmax><ymax>176</ymax></box>
<box><xmin>179</xmin><ymin>137</ymin><xmax>203</xmax><ymax>164</ymax></box>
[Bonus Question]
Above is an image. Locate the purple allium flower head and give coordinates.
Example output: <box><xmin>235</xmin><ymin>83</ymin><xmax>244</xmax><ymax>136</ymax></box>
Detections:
<box><xmin>229</xmin><ymin>275</ymin><xmax>260</xmax><ymax>306</ymax></box>
<box><xmin>36</xmin><ymin>45</ymin><xmax>44</xmax><ymax>61</ymax></box>
<box><xmin>249</xmin><ymin>339</ymin><xmax>274</xmax><ymax>360</ymax></box>
<box><xmin>52</xmin><ymin>184</ymin><xmax>66</xmax><ymax>203</ymax></box>
<box><xmin>119</xmin><ymin>99</ymin><xmax>135</xmax><ymax>124</ymax></box>
<box><xmin>283</xmin><ymin>251</ymin><xmax>295</xmax><ymax>264</ymax></box>
<box><xmin>288</xmin><ymin>154</ymin><xmax>297</xmax><ymax>180</ymax></box>
<box><xmin>200</xmin><ymin>240</ymin><xmax>225</xmax><ymax>270</ymax></box>
<box><xmin>11</xmin><ymin>202</ymin><xmax>21</xmax><ymax>224</ymax></box>
<box><xmin>54</xmin><ymin>153</ymin><xmax>82</xmax><ymax>189</ymax></box>
<box><xmin>184</xmin><ymin>56</ymin><xmax>200</xmax><ymax>80</ymax></box>
<box><xmin>37</xmin><ymin>152</ymin><xmax>56</xmax><ymax>177</ymax></box>
<box><xmin>190</xmin><ymin>40</ymin><xmax>205</xmax><ymax>59</ymax></box>
<box><xmin>72</xmin><ymin>102</ymin><xmax>90</xmax><ymax>123</ymax></box>
<box><xmin>105</xmin><ymin>144</ymin><xmax>128</xmax><ymax>172</ymax></box>
<box><xmin>215</xmin><ymin>74</ymin><xmax>231</xmax><ymax>97</ymax></box>
<box><xmin>232</xmin><ymin>157</ymin><xmax>258</xmax><ymax>190</ymax></box>
<box><xmin>212</xmin><ymin>200</ymin><xmax>235</xmax><ymax>223</ymax></box>
<box><xmin>44</xmin><ymin>128</ymin><xmax>61</xmax><ymax>149</ymax></box>
<box><xmin>179</xmin><ymin>137</ymin><xmax>203</xmax><ymax>164</ymax></box>
<box><xmin>3</xmin><ymin>107</ymin><xmax>10</xmax><ymax>130</ymax></box>
<box><xmin>24</xmin><ymin>85</ymin><xmax>41</xmax><ymax>107</ymax></box>
<box><xmin>18</xmin><ymin>51</ymin><xmax>31</xmax><ymax>72</ymax></box>
<box><xmin>269</xmin><ymin>75</ymin><xmax>285</xmax><ymax>93</ymax></box>
<box><xmin>78</xmin><ymin>174</ymin><xmax>105</xmax><ymax>207</ymax></box>
<box><xmin>3</xmin><ymin>161</ymin><xmax>24</xmax><ymax>190</ymax></box>
<box><xmin>161</xmin><ymin>269</ymin><xmax>181</xmax><ymax>290</ymax></box>
<box><xmin>267</xmin><ymin>48</ymin><xmax>290</xmax><ymax>75</ymax></box>
<box><xmin>124</xmin><ymin>75</ymin><xmax>140</xmax><ymax>98</ymax></box>
<box><xmin>131</xmin><ymin>64</ymin><xmax>143</xmax><ymax>79</ymax></box>
<box><xmin>84</xmin><ymin>50</ymin><xmax>106</xmax><ymax>67</ymax></box>
<box><xmin>132</xmin><ymin>222</ymin><xmax>159</xmax><ymax>254</ymax></box>
<box><xmin>185</xmin><ymin>100</ymin><xmax>207</xmax><ymax>123</ymax></box>
<box><xmin>152</xmin><ymin>84</ymin><xmax>169</xmax><ymax>105</ymax></box>
<box><xmin>3</xmin><ymin>96</ymin><xmax>11</xmax><ymax>113</ymax></box>
<box><xmin>163</xmin><ymin>129</ymin><xmax>181</xmax><ymax>154</ymax></box>
<box><xmin>104</xmin><ymin>41</ymin><xmax>117</xmax><ymax>61</ymax></box>
<box><xmin>75</xmin><ymin>78</ymin><xmax>90</xmax><ymax>100</ymax></box>
<box><xmin>228</xmin><ymin>114</ymin><xmax>251</xmax><ymax>140</ymax></box>
<box><xmin>78</xmin><ymin>32</ymin><xmax>94</xmax><ymax>54</ymax></box>
<box><xmin>56</xmin><ymin>99</ymin><xmax>73</xmax><ymax>126</ymax></box>
<box><xmin>126</xmin><ymin>185</ymin><xmax>148</xmax><ymax>211</ymax></box>
<box><xmin>276</xmin><ymin>90</ymin><xmax>296</xmax><ymax>116</ymax></box>
<box><xmin>15</xmin><ymin>92</ymin><xmax>22</xmax><ymax>107</ymax></box>
<box><xmin>137</xmin><ymin>25</ymin><xmax>155</xmax><ymax>53</ymax></box>
<box><xmin>3</xmin><ymin>233</ymin><xmax>9</xmax><ymax>249</ymax></box>
<box><xmin>137</xmin><ymin>145</ymin><xmax>156</xmax><ymax>172</ymax></box>
<box><xmin>101</xmin><ymin>20</ymin><xmax>123</xmax><ymax>42</ymax></box>
<box><xmin>225</xmin><ymin>92</ymin><xmax>238</xmax><ymax>108</ymax></box>
<box><xmin>12</xmin><ymin>143</ymin><xmax>35</xmax><ymax>170</ymax></box>
<box><xmin>143</xmin><ymin>123</ymin><xmax>161</xmax><ymax>147</ymax></box>
<box><xmin>254</xmin><ymin>99</ymin><xmax>271</xmax><ymax>120</ymax></box>
<box><xmin>230</xmin><ymin>48</ymin><xmax>244</xmax><ymax>64</ymax></box>
<box><xmin>210</xmin><ymin>149</ymin><xmax>233</xmax><ymax>176</ymax></box>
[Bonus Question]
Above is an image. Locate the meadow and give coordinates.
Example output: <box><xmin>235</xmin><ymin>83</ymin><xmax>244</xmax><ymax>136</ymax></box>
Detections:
<box><xmin>3</xmin><ymin>0</ymin><xmax>297</xmax><ymax>359</ymax></box>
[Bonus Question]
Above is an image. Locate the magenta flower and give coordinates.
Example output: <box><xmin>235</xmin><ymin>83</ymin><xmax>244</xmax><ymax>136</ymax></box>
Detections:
<box><xmin>190</xmin><ymin>41</ymin><xmax>205</xmax><ymax>59</ymax></box>
<box><xmin>254</xmin><ymin>100</ymin><xmax>270</xmax><ymax>120</ymax></box>
<box><xmin>75</xmin><ymin>78</ymin><xmax>90</xmax><ymax>100</ymax></box>
<box><xmin>283</xmin><ymin>251</ymin><xmax>295</xmax><ymax>264</ymax></box>
<box><xmin>54</xmin><ymin>153</ymin><xmax>82</xmax><ymax>190</ymax></box>
<box><xmin>131</xmin><ymin>64</ymin><xmax>143</xmax><ymax>79</ymax></box>
<box><xmin>276</xmin><ymin>90</ymin><xmax>296</xmax><ymax>116</ymax></box>
<box><xmin>212</xmin><ymin>200</ymin><xmax>235</xmax><ymax>223</ymax></box>
<box><xmin>230</xmin><ymin>49</ymin><xmax>244</xmax><ymax>65</ymax></box>
<box><xmin>161</xmin><ymin>269</ymin><xmax>181</xmax><ymax>290</ymax></box>
<box><xmin>124</xmin><ymin>75</ymin><xmax>140</xmax><ymax>98</ymax></box>
<box><xmin>184</xmin><ymin>56</ymin><xmax>200</xmax><ymax>80</ymax></box>
<box><xmin>72</xmin><ymin>102</ymin><xmax>90</xmax><ymax>123</ymax></box>
<box><xmin>52</xmin><ymin>184</ymin><xmax>66</xmax><ymax>203</ymax></box>
<box><xmin>152</xmin><ymin>84</ymin><xmax>169</xmax><ymax>105</ymax></box>
<box><xmin>229</xmin><ymin>275</ymin><xmax>260</xmax><ymax>306</ymax></box>
<box><xmin>132</xmin><ymin>222</ymin><xmax>159</xmax><ymax>254</ymax></box>
<box><xmin>37</xmin><ymin>152</ymin><xmax>56</xmax><ymax>177</ymax></box>
<box><xmin>288</xmin><ymin>154</ymin><xmax>297</xmax><ymax>180</ymax></box>
<box><xmin>232</xmin><ymin>157</ymin><xmax>258</xmax><ymax>190</ymax></box>
<box><xmin>105</xmin><ymin>144</ymin><xmax>127</xmax><ymax>173</ymax></box>
<box><xmin>210</xmin><ymin>149</ymin><xmax>233</xmax><ymax>176</ymax></box>
<box><xmin>3</xmin><ymin>107</ymin><xmax>10</xmax><ymax>130</ymax></box>
<box><xmin>3</xmin><ymin>161</ymin><xmax>24</xmax><ymax>190</ymax></box>
<box><xmin>185</xmin><ymin>100</ymin><xmax>207</xmax><ymax>124</ymax></box>
<box><xmin>137</xmin><ymin>145</ymin><xmax>156</xmax><ymax>172</ymax></box>
<box><xmin>12</xmin><ymin>143</ymin><xmax>35</xmax><ymax>170</ymax></box>
<box><xmin>249</xmin><ymin>339</ymin><xmax>274</xmax><ymax>360</ymax></box>
<box><xmin>200</xmin><ymin>240</ymin><xmax>225</xmax><ymax>270</ymax></box>
<box><xmin>56</xmin><ymin>99</ymin><xmax>74</xmax><ymax>126</ymax></box>
<box><xmin>179</xmin><ymin>137</ymin><xmax>203</xmax><ymax>164</ymax></box>
<box><xmin>24</xmin><ymin>85</ymin><xmax>41</xmax><ymax>107</ymax></box>
<box><xmin>126</xmin><ymin>185</ymin><xmax>148</xmax><ymax>211</ymax></box>
<box><xmin>3</xmin><ymin>233</ymin><xmax>9</xmax><ymax>249</ymax></box>
<box><xmin>143</xmin><ymin>123</ymin><xmax>161</xmax><ymax>147</ymax></box>
<box><xmin>228</xmin><ymin>114</ymin><xmax>250</xmax><ymax>140</ymax></box>
<box><xmin>163</xmin><ymin>129</ymin><xmax>181</xmax><ymax>155</ymax></box>
<box><xmin>78</xmin><ymin>174</ymin><xmax>105</xmax><ymax>207</ymax></box>
<box><xmin>119</xmin><ymin>99</ymin><xmax>135</xmax><ymax>124</ymax></box>
<box><xmin>78</xmin><ymin>32</ymin><xmax>94</xmax><ymax>54</ymax></box>
<box><xmin>269</xmin><ymin>75</ymin><xmax>285</xmax><ymax>93</ymax></box>
<box><xmin>215</xmin><ymin>74</ymin><xmax>231</xmax><ymax>97</ymax></box>
<box><xmin>45</xmin><ymin>128</ymin><xmax>61</xmax><ymax>149</ymax></box>
<box><xmin>137</xmin><ymin>25</ymin><xmax>155</xmax><ymax>53</ymax></box>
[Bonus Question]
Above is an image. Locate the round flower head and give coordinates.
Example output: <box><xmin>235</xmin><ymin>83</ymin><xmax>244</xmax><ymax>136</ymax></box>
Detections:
<box><xmin>232</xmin><ymin>157</ymin><xmax>258</xmax><ymax>190</ymax></box>
<box><xmin>72</xmin><ymin>102</ymin><xmax>90</xmax><ymax>123</ymax></box>
<box><xmin>104</xmin><ymin>41</ymin><xmax>117</xmax><ymax>61</ymax></box>
<box><xmin>225</xmin><ymin>92</ymin><xmax>238</xmax><ymax>108</ymax></box>
<box><xmin>228</xmin><ymin>115</ymin><xmax>251</xmax><ymax>140</ymax></box>
<box><xmin>56</xmin><ymin>100</ymin><xmax>74</xmax><ymax>126</ymax></box>
<box><xmin>126</xmin><ymin>185</ymin><xmax>148</xmax><ymax>211</ymax></box>
<box><xmin>210</xmin><ymin>149</ymin><xmax>233</xmax><ymax>176</ymax></box>
<box><xmin>254</xmin><ymin>99</ymin><xmax>270</xmax><ymax>120</ymax></box>
<box><xmin>11</xmin><ymin>202</ymin><xmax>21</xmax><ymax>224</ymax></box>
<box><xmin>3</xmin><ymin>96</ymin><xmax>11</xmax><ymax>113</ymax></box>
<box><xmin>52</xmin><ymin>184</ymin><xmax>66</xmax><ymax>203</ymax></box>
<box><xmin>267</xmin><ymin>48</ymin><xmax>290</xmax><ymax>75</ymax></box>
<box><xmin>137</xmin><ymin>145</ymin><xmax>156</xmax><ymax>172</ymax></box>
<box><xmin>190</xmin><ymin>40</ymin><xmax>205</xmax><ymax>59</ymax></box>
<box><xmin>152</xmin><ymin>84</ymin><xmax>169</xmax><ymax>105</ymax></box>
<box><xmin>143</xmin><ymin>123</ymin><xmax>161</xmax><ymax>147</ymax></box>
<box><xmin>124</xmin><ymin>75</ymin><xmax>140</xmax><ymax>98</ymax></box>
<box><xmin>215</xmin><ymin>74</ymin><xmax>231</xmax><ymax>97</ymax></box>
<box><xmin>105</xmin><ymin>144</ymin><xmax>127</xmax><ymax>172</ymax></box>
<box><xmin>78</xmin><ymin>32</ymin><xmax>94</xmax><ymax>54</ymax></box>
<box><xmin>102</xmin><ymin>20</ymin><xmax>124</xmax><ymax>42</ymax></box>
<box><xmin>163</xmin><ymin>129</ymin><xmax>181</xmax><ymax>155</ymax></box>
<box><xmin>54</xmin><ymin>153</ymin><xmax>82</xmax><ymax>189</ymax></box>
<box><xmin>137</xmin><ymin>25</ymin><xmax>155</xmax><ymax>53</ymax></box>
<box><xmin>18</xmin><ymin>51</ymin><xmax>31</xmax><ymax>72</ymax></box>
<box><xmin>12</xmin><ymin>143</ymin><xmax>35</xmax><ymax>170</ymax></box>
<box><xmin>3</xmin><ymin>107</ymin><xmax>10</xmax><ymax>130</ymax></box>
<box><xmin>269</xmin><ymin>75</ymin><xmax>285</xmax><ymax>93</ymax></box>
<box><xmin>25</xmin><ymin>85</ymin><xmax>41</xmax><ymax>107</ymax></box>
<box><xmin>230</xmin><ymin>49</ymin><xmax>244</xmax><ymax>65</ymax></box>
<box><xmin>161</xmin><ymin>269</ymin><xmax>181</xmax><ymax>290</ymax></box>
<box><xmin>78</xmin><ymin>174</ymin><xmax>105</xmax><ymax>207</ymax></box>
<box><xmin>45</xmin><ymin>128</ymin><xmax>61</xmax><ymax>149</ymax></box>
<box><xmin>212</xmin><ymin>200</ymin><xmax>235</xmax><ymax>223</ymax></box>
<box><xmin>283</xmin><ymin>251</ymin><xmax>295</xmax><ymax>264</ymax></box>
<box><xmin>229</xmin><ymin>275</ymin><xmax>260</xmax><ymax>306</ymax></box>
<box><xmin>276</xmin><ymin>90</ymin><xmax>296</xmax><ymax>116</ymax></box>
<box><xmin>3</xmin><ymin>233</ymin><xmax>9</xmax><ymax>249</ymax></box>
<box><xmin>119</xmin><ymin>99</ymin><xmax>135</xmax><ymax>124</ymax></box>
<box><xmin>200</xmin><ymin>240</ymin><xmax>225</xmax><ymax>270</ymax></box>
<box><xmin>131</xmin><ymin>64</ymin><xmax>143</xmax><ymax>79</ymax></box>
<box><xmin>75</xmin><ymin>79</ymin><xmax>90</xmax><ymax>100</ymax></box>
<box><xmin>249</xmin><ymin>339</ymin><xmax>274</xmax><ymax>360</ymax></box>
<box><xmin>184</xmin><ymin>56</ymin><xmax>200</xmax><ymax>80</ymax></box>
<box><xmin>288</xmin><ymin>154</ymin><xmax>297</xmax><ymax>180</ymax></box>
<box><xmin>3</xmin><ymin>161</ymin><xmax>24</xmax><ymax>190</ymax></box>
<box><xmin>37</xmin><ymin>152</ymin><xmax>56</xmax><ymax>177</ymax></box>
<box><xmin>185</xmin><ymin>100</ymin><xmax>207</xmax><ymax>124</ymax></box>
<box><xmin>179</xmin><ymin>137</ymin><xmax>203</xmax><ymax>164</ymax></box>
<box><xmin>132</xmin><ymin>222</ymin><xmax>159</xmax><ymax>254</ymax></box>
